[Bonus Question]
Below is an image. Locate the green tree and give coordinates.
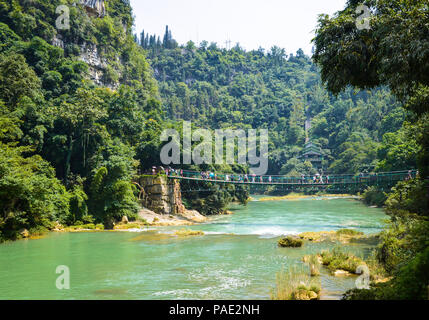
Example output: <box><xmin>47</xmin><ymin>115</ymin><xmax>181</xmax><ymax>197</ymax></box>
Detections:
<box><xmin>89</xmin><ymin>140</ymin><xmax>139</xmax><ymax>226</ymax></box>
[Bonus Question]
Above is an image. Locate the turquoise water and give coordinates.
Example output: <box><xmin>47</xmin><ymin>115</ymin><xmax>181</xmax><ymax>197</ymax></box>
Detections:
<box><xmin>0</xmin><ymin>197</ymin><xmax>387</xmax><ymax>300</ymax></box>
<box><xmin>189</xmin><ymin>196</ymin><xmax>386</xmax><ymax>236</ymax></box>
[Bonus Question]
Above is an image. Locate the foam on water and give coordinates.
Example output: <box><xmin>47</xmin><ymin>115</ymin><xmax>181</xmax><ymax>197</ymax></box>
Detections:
<box><xmin>249</xmin><ymin>226</ymin><xmax>298</xmax><ymax>238</ymax></box>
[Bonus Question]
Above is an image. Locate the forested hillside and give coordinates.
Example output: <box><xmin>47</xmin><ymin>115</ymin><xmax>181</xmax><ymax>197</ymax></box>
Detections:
<box><xmin>139</xmin><ymin>27</ymin><xmax>417</xmax><ymax>175</ymax></box>
<box><xmin>0</xmin><ymin>0</ymin><xmax>251</xmax><ymax>242</ymax></box>
<box><xmin>0</xmin><ymin>0</ymin><xmax>420</xmax><ymax>242</ymax></box>
<box><xmin>0</xmin><ymin>0</ymin><xmax>164</xmax><ymax>240</ymax></box>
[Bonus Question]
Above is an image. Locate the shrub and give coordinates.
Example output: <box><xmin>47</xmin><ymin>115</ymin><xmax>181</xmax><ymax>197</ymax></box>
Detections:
<box><xmin>0</xmin><ymin>142</ymin><xmax>70</xmax><ymax>241</ymax></box>
<box><xmin>344</xmin><ymin>247</ymin><xmax>429</xmax><ymax>300</ymax></box>
<box><xmin>28</xmin><ymin>225</ymin><xmax>49</xmax><ymax>237</ymax></box>
<box><xmin>68</xmin><ymin>223</ymin><xmax>104</xmax><ymax>230</ymax></box>
<box><xmin>336</xmin><ymin>229</ymin><xmax>364</xmax><ymax>236</ymax></box>
<box><xmin>82</xmin><ymin>215</ymin><xmax>95</xmax><ymax>224</ymax></box>
<box><xmin>114</xmin><ymin>222</ymin><xmax>145</xmax><ymax>230</ymax></box>
<box><xmin>320</xmin><ymin>247</ymin><xmax>366</xmax><ymax>273</ymax></box>
<box><xmin>271</xmin><ymin>266</ymin><xmax>320</xmax><ymax>300</ymax></box>
<box><xmin>278</xmin><ymin>236</ymin><xmax>303</xmax><ymax>248</ymax></box>
<box><xmin>362</xmin><ymin>186</ymin><xmax>387</xmax><ymax>207</ymax></box>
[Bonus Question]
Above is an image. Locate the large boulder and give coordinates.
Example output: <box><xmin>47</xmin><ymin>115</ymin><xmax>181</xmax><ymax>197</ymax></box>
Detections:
<box><xmin>180</xmin><ymin>210</ymin><xmax>207</xmax><ymax>223</ymax></box>
<box><xmin>308</xmin><ymin>291</ymin><xmax>319</xmax><ymax>300</ymax></box>
<box><xmin>333</xmin><ymin>269</ymin><xmax>352</xmax><ymax>277</ymax></box>
<box><xmin>293</xmin><ymin>289</ymin><xmax>319</xmax><ymax>300</ymax></box>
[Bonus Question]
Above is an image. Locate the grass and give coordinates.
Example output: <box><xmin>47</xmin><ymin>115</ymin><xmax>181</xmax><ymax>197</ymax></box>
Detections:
<box><xmin>298</xmin><ymin>229</ymin><xmax>365</xmax><ymax>243</ymax></box>
<box><xmin>114</xmin><ymin>222</ymin><xmax>147</xmax><ymax>230</ymax></box>
<box><xmin>336</xmin><ymin>229</ymin><xmax>364</xmax><ymax>236</ymax></box>
<box><xmin>303</xmin><ymin>255</ymin><xmax>321</xmax><ymax>276</ymax></box>
<box><xmin>174</xmin><ymin>229</ymin><xmax>205</xmax><ymax>237</ymax></box>
<box><xmin>299</xmin><ymin>231</ymin><xmax>336</xmax><ymax>242</ymax></box>
<box><xmin>311</xmin><ymin>247</ymin><xmax>388</xmax><ymax>281</ymax></box>
<box><xmin>320</xmin><ymin>247</ymin><xmax>366</xmax><ymax>274</ymax></box>
<box><xmin>271</xmin><ymin>266</ymin><xmax>321</xmax><ymax>300</ymax></box>
<box><xmin>67</xmin><ymin>223</ymin><xmax>104</xmax><ymax>231</ymax></box>
<box><xmin>278</xmin><ymin>236</ymin><xmax>303</xmax><ymax>247</ymax></box>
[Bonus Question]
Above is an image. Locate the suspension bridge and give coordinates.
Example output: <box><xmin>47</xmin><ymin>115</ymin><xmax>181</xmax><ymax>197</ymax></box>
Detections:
<box><xmin>166</xmin><ymin>169</ymin><xmax>417</xmax><ymax>193</ymax></box>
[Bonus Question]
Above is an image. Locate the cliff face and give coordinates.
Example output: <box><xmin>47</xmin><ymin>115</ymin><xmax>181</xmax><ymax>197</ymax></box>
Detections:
<box><xmin>138</xmin><ymin>176</ymin><xmax>186</xmax><ymax>215</ymax></box>
<box><xmin>80</xmin><ymin>0</ymin><xmax>106</xmax><ymax>17</ymax></box>
<box><xmin>47</xmin><ymin>0</ymin><xmax>141</xmax><ymax>90</ymax></box>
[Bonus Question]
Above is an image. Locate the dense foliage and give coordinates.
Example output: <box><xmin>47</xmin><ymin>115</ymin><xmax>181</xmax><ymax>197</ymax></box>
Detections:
<box><xmin>0</xmin><ymin>0</ymin><xmax>164</xmax><ymax>240</ymax></box>
<box><xmin>0</xmin><ymin>0</ymin><xmax>248</xmax><ymax>241</ymax></box>
<box><xmin>138</xmin><ymin>27</ymin><xmax>412</xmax><ymax>175</ymax></box>
<box><xmin>313</xmin><ymin>0</ymin><xmax>428</xmax><ymax>300</ymax></box>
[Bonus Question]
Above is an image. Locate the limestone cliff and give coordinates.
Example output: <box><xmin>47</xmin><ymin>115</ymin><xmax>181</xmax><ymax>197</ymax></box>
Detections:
<box><xmin>138</xmin><ymin>175</ymin><xmax>185</xmax><ymax>215</ymax></box>
<box><xmin>50</xmin><ymin>0</ymin><xmax>131</xmax><ymax>89</ymax></box>
<box><xmin>80</xmin><ymin>0</ymin><xmax>106</xmax><ymax>17</ymax></box>
<box><xmin>136</xmin><ymin>176</ymin><xmax>206</xmax><ymax>223</ymax></box>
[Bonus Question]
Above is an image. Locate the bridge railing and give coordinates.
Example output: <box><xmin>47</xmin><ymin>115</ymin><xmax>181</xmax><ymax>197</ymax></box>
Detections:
<box><xmin>165</xmin><ymin>169</ymin><xmax>417</xmax><ymax>185</ymax></box>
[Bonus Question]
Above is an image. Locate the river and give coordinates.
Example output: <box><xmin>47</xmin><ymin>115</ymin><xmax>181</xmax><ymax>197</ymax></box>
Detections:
<box><xmin>0</xmin><ymin>197</ymin><xmax>387</xmax><ymax>300</ymax></box>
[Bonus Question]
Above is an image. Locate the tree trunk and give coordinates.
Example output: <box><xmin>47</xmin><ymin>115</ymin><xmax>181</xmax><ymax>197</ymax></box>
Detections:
<box><xmin>65</xmin><ymin>136</ymin><xmax>74</xmax><ymax>187</ymax></box>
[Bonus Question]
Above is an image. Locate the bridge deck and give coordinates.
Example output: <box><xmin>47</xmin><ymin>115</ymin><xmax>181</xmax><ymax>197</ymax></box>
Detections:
<box><xmin>166</xmin><ymin>170</ymin><xmax>417</xmax><ymax>186</ymax></box>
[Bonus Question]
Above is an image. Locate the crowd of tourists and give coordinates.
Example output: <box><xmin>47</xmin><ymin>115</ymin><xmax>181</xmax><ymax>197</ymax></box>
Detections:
<box><xmin>148</xmin><ymin>166</ymin><xmax>417</xmax><ymax>185</ymax></box>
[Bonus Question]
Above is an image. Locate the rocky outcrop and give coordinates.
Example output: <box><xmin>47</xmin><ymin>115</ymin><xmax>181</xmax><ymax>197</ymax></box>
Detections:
<box><xmin>333</xmin><ymin>270</ymin><xmax>352</xmax><ymax>277</ymax></box>
<box><xmin>137</xmin><ymin>175</ymin><xmax>206</xmax><ymax>223</ymax></box>
<box><xmin>77</xmin><ymin>43</ymin><xmax>120</xmax><ymax>90</ymax></box>
<box><xmin>80</xmin><ymin>0</ymin><xmax>106</xmax><ymax>17</ymax></box>
<box><xmin>138</xmin><ymin>175</ymin><xmax>186</xmax><ymax>215</ymax></box>
<box><xmin>78</xmin><ymin>44</ymin><xmax>107</xmax><ymax>85</ymax></box>
<box><xmin>293</xmin><ymin>289</ymin><xmax>319</xmax><ymax>300</ymax></box>
<box><xmin>121</xmin><ymin>215</ymin><xmax>129</xmax><ymax>224</ymax></box>
<box><xmin>52</xmin><ymin>34</ymin><xmax>64</xmax><ymax>48</ymax></box>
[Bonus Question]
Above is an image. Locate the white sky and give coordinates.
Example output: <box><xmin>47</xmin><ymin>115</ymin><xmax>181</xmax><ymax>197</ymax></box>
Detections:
<box><xmin>130</xmin><ymin>0</ymin><xmax>346</xmax><ymax>56</ymax></box>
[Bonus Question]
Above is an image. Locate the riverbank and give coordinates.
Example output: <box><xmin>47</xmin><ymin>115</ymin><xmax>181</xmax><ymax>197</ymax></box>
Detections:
<box><xmin>136</xmin><ymin>207</ymin><xmax>207</xmax><ymax>226</ymax></box>
<box><xmin>58</xmin><ymin>207</ymin><xmax>208</xmax><ymax>234</ymax></box>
